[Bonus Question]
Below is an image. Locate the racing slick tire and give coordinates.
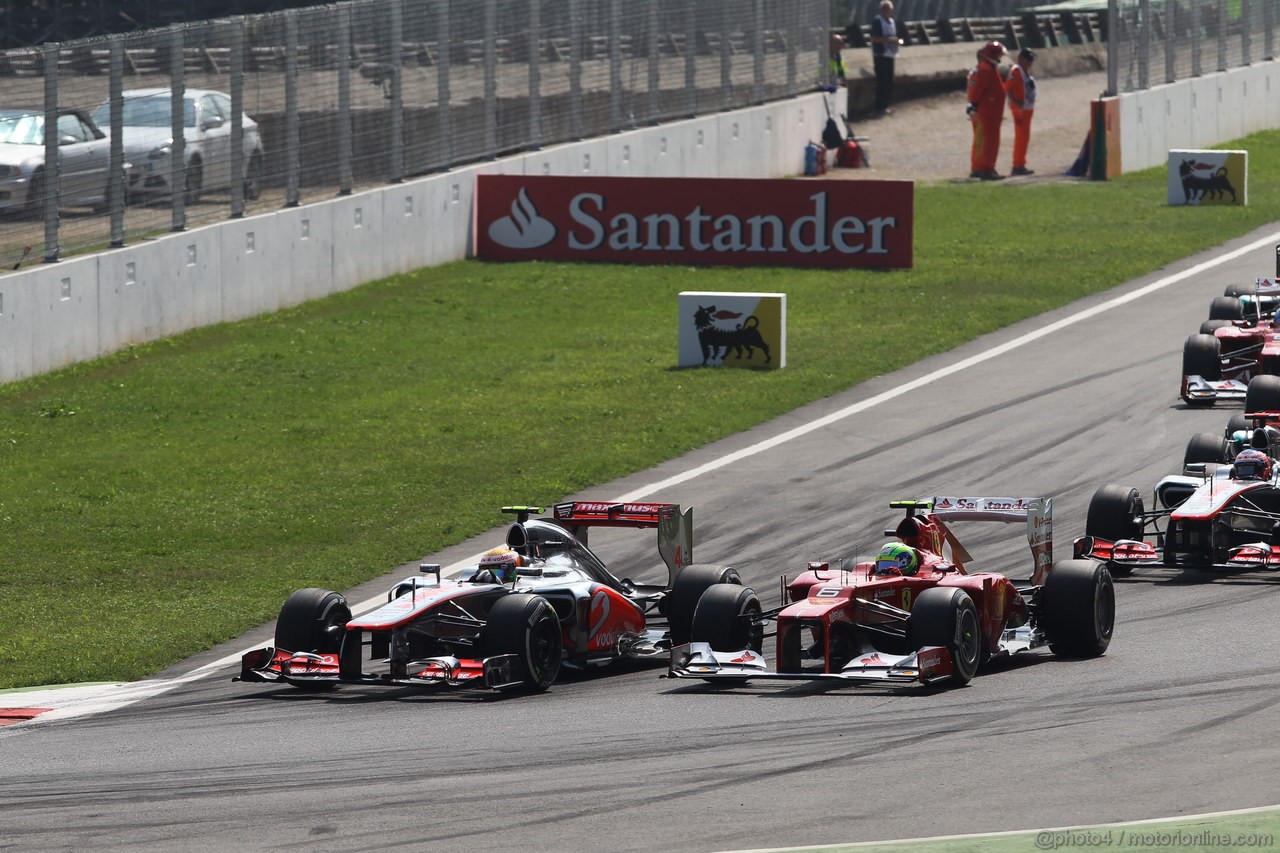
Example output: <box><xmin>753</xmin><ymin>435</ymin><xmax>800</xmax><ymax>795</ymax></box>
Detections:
<box><xmin>274</xmin><ymin>588</ymin><xmax>351</xmax><ymax>654</ymax></box>
<box><xmin>1225</xmin><ymin>282</ymin><xmax>1257</xmax><ymax>299</ymax></box>
<box><xmin>666</xmin><ymin>563</ymin><xmax>742</xmax><ymax>647</ymax></box>
<box><xmin>1182</xmin><ymin>334</ymin><xmax>1222</xmax><ymax>384</ymax></box>
<box><xmin>691</xmin><ymin>584</ymin><xmax>763</xmax><ymax>653</ymax></box>
<box><xmin>1225</xmin><ymin>413</ymin><xmax>1249</xmax><ymax>439</ymax></box>
<box><xmin>481</xmin><ymin>593</ymin><xmax>562</xmax><ymax>692</ymax></box>
<box><xmin>1040</xmin><ymin>559</ymin><xmax>1114</xmax><ymax>658</ymax></box>
<box><xmin>1085</xmin><ymin>484</ymin><xmax>1144</xmax><ymax>577</ymax></box>
<box><xmin>1208</xmin><ymin>296</ymin><xmax>1244</xmax><ymax>321</ymax></box>
<box><xmin>906</xmin><ymin>587</ymin><xmax>981</xmax><ymax>687</ymax></box>
<box><xmin>1199</xmin><ymin>320</ymin><xmax>1232</xmax><ymax>335</ymax></box>
<box><xmin>1245</xmin><ymin>375</ymin><xmax>1280</xmax><ymax>414</ymax></box>
<box><xmin>1184</xmin><ymin>432</ymin><xmax>1228</xmax><ymax>469</ymax></box>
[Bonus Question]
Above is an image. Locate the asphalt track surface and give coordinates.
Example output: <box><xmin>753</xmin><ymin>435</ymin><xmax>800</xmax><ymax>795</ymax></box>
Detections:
<box><xmin>7</xmin><ymin>227</ymin><xmax>1280</xmax><ymax>852</ymax></box>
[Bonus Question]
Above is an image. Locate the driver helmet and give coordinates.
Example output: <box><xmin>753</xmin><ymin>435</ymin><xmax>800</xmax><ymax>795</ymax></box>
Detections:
<box><xmin>477</xmin><ymin>546</ymin><xmax>524</xmax><ymax>584</ymax></box>
<box><xmin>981</xmin><ymin>40</ymin><xmax>1006</xmax><ymax>63</ymax></box>
<box><xmin>873</xmin><ymin>542</ymin><xmax>920</xmax><ymax>576</ymax></box>
<box><xmin>1233</xmin><ymin>449</ymin><xmax>1273</xmax><ymax>481</ymax></box>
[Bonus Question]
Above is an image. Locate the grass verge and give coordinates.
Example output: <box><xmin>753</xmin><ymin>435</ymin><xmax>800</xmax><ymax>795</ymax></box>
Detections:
<box><xmin>2</xmin><ymin>131</ymin><xmax>1278</xmax><ymax>688</ymax></box>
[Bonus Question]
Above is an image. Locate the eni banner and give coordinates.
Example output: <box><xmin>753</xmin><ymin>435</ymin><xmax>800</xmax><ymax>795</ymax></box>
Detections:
<box><xmin>475</xmin><ymin>175</ymin><xmax>913</xmax><ymax>269</ymax></box>
<box><xmin>678</xmin><ymin>291</ymin><xmax>785</xmax><ymax>369</ymax></box>
<box><xmin>1167</xmin><ymin>149</ymin><xmax>1247</xmax><ymax>206</ymax></box>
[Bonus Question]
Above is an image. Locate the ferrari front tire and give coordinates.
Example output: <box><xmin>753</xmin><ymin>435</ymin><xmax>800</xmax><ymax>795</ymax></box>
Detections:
<box><xmin>906</xmin><ymin>587</ymin><xmax>981</xmax><ymax>686</ymax></box>
<box><xmin>666</xmin><ymin>563</ymin><xmax>741</xmax><ymax>646</ymax></box>
<box><xmin>691</xmin><ymin>584</ymin><xmax>763</xmax><ymax>653</ymax></box>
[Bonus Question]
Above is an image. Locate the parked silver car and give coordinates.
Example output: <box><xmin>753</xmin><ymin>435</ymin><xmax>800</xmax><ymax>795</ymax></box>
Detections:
<box><xmin>91</xmin><ymin>88</ymin><xmax>264</xmax><ymax>205</ymax></box>
<box><xmin>0</xmin><ymin>108</ymin><xmax>116</xmax><ymax>216</ymax></box>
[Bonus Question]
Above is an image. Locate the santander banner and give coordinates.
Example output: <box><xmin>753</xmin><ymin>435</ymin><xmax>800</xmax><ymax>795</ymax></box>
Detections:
<box><xmin>475</xmin><ymin>175</ymin><xmax>913</xmax><ymax>269</ymax></box>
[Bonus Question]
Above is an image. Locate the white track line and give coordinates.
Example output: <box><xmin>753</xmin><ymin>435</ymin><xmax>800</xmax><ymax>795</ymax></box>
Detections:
<box><xmin>5</xmin><ymin>229</ymin><xmax>1279</xmax><ymax>723</ymax></box>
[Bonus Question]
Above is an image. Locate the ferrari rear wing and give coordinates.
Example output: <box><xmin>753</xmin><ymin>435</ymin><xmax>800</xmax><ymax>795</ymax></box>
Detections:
<box><xmin>892</xmin><ymin>496</ymin><xmax>1053</xmax><ymax>584</ymax></box>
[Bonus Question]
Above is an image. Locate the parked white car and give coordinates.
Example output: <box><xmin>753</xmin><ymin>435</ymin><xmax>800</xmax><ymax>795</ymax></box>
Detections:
<box><xmin>0</xmin><ymin>107</ymin><xmax>116</xmax><ymax>216</ymax></box>
<box><xmin>91</xmin><ymin>88</ymin><xmax>264</xmax><ymax>205</ymax></box>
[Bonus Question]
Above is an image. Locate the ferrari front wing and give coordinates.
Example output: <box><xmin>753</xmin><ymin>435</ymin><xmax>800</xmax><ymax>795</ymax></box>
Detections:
<box><xmin>667</xmin><ymin>642</ymin><xmax>956</xmax><ymax>685</ymax></box>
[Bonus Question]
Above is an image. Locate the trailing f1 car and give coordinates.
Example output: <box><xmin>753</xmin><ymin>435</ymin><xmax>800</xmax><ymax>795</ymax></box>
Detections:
<box><xmin>1079</xmin><ymin>437</ymin><xmax>1280</xmax><ymax>573</ymax></box>
<box><xmin>668</xmin><ymin>497</ymin><xmax>1113</xmax><ymax>688</ymax></box>
<box><xmin>1180</xmin><ymin>250</ymin><xmax>1280</xmax><ymax>406</ymax></box>
<box><xmin>238</xmin><ymin>502</ymin><xmax>743</xmax><ymax>693</ymax></box>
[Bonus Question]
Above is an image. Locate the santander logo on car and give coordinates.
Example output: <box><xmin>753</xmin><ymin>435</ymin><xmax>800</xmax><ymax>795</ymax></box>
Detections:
<box><xmin>475</xmin><ymin>175</ymin><xmax>913</xmax><ymax>269</ymax></box>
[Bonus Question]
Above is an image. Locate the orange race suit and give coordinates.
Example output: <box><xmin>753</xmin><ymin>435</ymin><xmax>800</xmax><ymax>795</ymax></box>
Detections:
<box><xmin>967</xmin><ymin>59</ymin><xmax>1006</xmax><ymax>175</ymax></box>
<box><xmin>1004</xmin><ymin>63</ymin><xmax>1037</xmax><ymax>170</ymax></box>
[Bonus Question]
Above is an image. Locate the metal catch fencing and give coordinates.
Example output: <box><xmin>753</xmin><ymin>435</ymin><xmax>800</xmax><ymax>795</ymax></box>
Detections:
<box><xmin>0</xmin><ymin>0</ymin><xmax>827</xmax><ymax>273</ymax></box>
<box><xmin>1109</xmin><ymin>0</ymin><xmax>1277</xmax><ymax>94</ymax></box>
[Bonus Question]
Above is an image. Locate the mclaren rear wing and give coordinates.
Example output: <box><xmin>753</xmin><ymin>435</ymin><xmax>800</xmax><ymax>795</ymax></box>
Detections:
<box><xmin>541</xmin><ymin>501</ymin><xmax>693</xmax><ymax>584</ymax></box>
<box><xmin>891</xmin><ymin>496</ymin><xmax>1053</xmax><ymax>585</ymax></box>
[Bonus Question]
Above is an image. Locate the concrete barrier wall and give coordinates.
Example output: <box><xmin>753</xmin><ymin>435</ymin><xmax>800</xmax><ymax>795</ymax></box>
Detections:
<box><xmin>0</xmin><ymin>93</ymin><xmax>820</xmax><ymax>385</ymax></box>
<box><xmin>1115</xmin><ymin>60</ymin><xmax>1280</xmax><ymax>175</ymax></box>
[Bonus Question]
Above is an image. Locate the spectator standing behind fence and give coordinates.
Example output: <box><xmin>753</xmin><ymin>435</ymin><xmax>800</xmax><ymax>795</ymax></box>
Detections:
<box><xmin>1004</xmin><ymin>47</ymin><xmax>1037</xmax><ymax>176</ymax></box>
<box><xmin>828</xmin><ymin>33</ymin><xmax>850</xmax><ymax>117</ymax></box>
<box><xmin>868</xmin><ymin>0</ymin><xmax>900</xmax><ymax>116</ymax></box>
<box><xmin>966</xmin><ymin>40</ymin><xmax>1007</xmax><ymax>180</ymax></box>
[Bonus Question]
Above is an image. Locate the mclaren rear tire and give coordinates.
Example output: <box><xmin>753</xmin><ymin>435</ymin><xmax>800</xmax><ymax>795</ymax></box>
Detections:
<box><xmin>274</xmin><ymin>587</ymin><xmax>351</xmax><ymax>654</ymax></box>
<box><xmin>481</xmin><ymin>593</ymin><xmax>562</xmax><ymax>692</ymax></box>
<box><xmin>906</xmin><ymin>587</ymin><xmax>981</xmax><ymax>687</ymax></box>
<box><xmin>666</xmin><ymin>563</ymin><xmax>742</xmax><ymax>647</ymax></box>
<box><xmin>1040</xmin><ymin>560</ymin><xmax>1115</xmax><ymax>658</ymax></box>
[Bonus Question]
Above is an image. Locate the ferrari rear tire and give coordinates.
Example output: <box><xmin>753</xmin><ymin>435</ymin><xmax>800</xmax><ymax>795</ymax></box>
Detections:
<box><xmin>1040</xmin><ymin>559</ymin><xmax>1115</xmax><ymax>658</ymax></box>
<box><xmin>1184</xmin><ymin>432</ymin><xmax>1228</xmax><ymax>468</ymax></box>
<box><xmin>481</xmin><ymin>593</ymin><xmax>562</xmax><ymax>692</ymax></box>
<box><xmin>274</xmin><ymin>587</ymin><xmax>351</xmax><ymax>654</ymax></box>
<box><xmin>906</xmin><ymin>588</ymin><xmax>981</xmax><ymax>686</ymax></box>
<box><xmin>1182</xmin><ymin>334</ymin><xmax>1221</xmax><ymax>382</ymax></box>
<box><xmin>1199</xmin><ymin>319</ymin><xmax>1231</xmax><ymax>335</ymax></box>
<box><xmin>691</xmin><ymin>584</ymin><xmax>763</xmax><ymax>653</ymax></box>
<box><xmin>666</xmin><ymin>563</ymin><xmax>742</xmax><ymax>646</ymax></box>
<box><xmin>1245</xmin><ymin>375</ymin><xmax>1280</xmax><ymax>414</ymax></box>
<box><xmin>1208</xmin><ymin>295</ymin><xmax>1243</xmax><ymax>321</ymax></box>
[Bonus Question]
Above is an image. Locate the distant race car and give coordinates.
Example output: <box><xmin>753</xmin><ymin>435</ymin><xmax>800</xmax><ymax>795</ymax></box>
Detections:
<box><xmin>668</xmin><ymin>497</ymin><xmax>1114</xmax><ymax>688</ymax></box>
<box><xmin>1182</xmin><ymin>380</ymin><xmax>1280</xmax><ymax>471</ymax></box>
<box><xmin>1079</xmin><ymin>433</ymin><xmax>1280</xmax><ymax>573</ymax></box>
<box><xmin>237</xmin><ymin>502</ymin><xmax>743</xmax><ymax>693</ymax></box>
<box><xmin>1180</xmin><ymin>249</ymin><xmax>1280</xmax><ymax>406</ymax></box>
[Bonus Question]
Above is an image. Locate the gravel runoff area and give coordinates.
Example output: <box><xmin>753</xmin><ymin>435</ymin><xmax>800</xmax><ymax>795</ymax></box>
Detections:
<box><xmin>817</xmin><ymin>69</ymin><xmax>1110</xmax><ymax>184</ymax></box>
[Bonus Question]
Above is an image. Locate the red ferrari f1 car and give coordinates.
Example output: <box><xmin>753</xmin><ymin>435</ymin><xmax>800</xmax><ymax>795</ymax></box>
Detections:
<box><xmin>238</xmin><ymin>502</ymin><xmax>744</xmax><ymax>693</ymax></box>
<box><xmin>1180</xmin><ymin>248</ymin><xmax>1280</xmax><ymax>406</ymax></box>
<box><xmin>668</xmin><ymin>496</ymin><xmax>1114</xmax><ymax>688</ymax></box>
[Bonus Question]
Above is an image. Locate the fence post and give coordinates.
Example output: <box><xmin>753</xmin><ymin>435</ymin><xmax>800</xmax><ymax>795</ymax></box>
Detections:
<box><xmin>169</xmin><ymin>29</ymin><xmax>185</xmax><ymax>232</ymax></box>
<box><xmin>530</xmin><ymin>0</ymin><xmax>544</xmax><ymax>147</ymax></box>
<box><xmin>1216</xmin><ymin>0</ymin><xmax>1227</xmax><ymax>72</ymax></box>
<box><xmin>108</xmin><ymin>38</ymin><xmax>125</xmax><ymax>247</ymax></box>
<box><xmin>569</xmin><ymin>0</ymin><xmax>583</xmax><ymax>138</ymax></box>
<box><xmin>483</xmin><ymin>0</ymin><xmax>497</xmax><ymax>158</ymax></box>
<box><xmin>609</xmin><ymin>0</ymin><xmax>623</xmax><ymax>130</ymax></box>
<box><xmin>646</xmin><ymin>0</ymin><xmax>659</xmax><ymax>122</ymax></box>
<box><xmin>1241</xmin><ymin>0</ymin><xmax>1251</xmax><ymax>65</ymax></box>
<box><xmin>42</xmin><ymin>43</ymin><xmax>60</xmax><ymax>262</ymax></box>
<box><xmin>437</xmin><ymin>0</ymin><xmax>453</xmax><ymax>168</ymax></box>
<box><xmin>338</xmin><ymin>4</ymin><xmax>353</xmax><ymax>194</ymax></box>
<box><xmin>230</xmin><ymin>19</ymin><xmax>245</xmax><ymax>217</ymax></box>
<box><xmin>390</xmin><ymin>0</ymin><xmax>404</xmax><ymax>181</ymax></box>
<box><xmin>285</xmin><ymin>12</ymin><xmax>300</xmax><ymax>206</ymax></box>
<box><xmin>1164</xmin><ymin>0</ymin><xmax>1175</xmax><ymax>84</ymax></box>
<box><xmin>719</xmin><ymin>0</ymin><xmax>732</xmax><ymax>111</ymax></box>
<box><xmin>684</xmin><ymin>1</ymin><xmax>697</xmax><ymax>116</ymax></box>
<box><xmin>1137</xmin><ymin>0</ymin><xmax>1149</xmax><ymax>90</ymax></box>
<box><xmin>752</xmin><ymin>0</ymin><xmax>764</xmax><ymax>104</ymax></box>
